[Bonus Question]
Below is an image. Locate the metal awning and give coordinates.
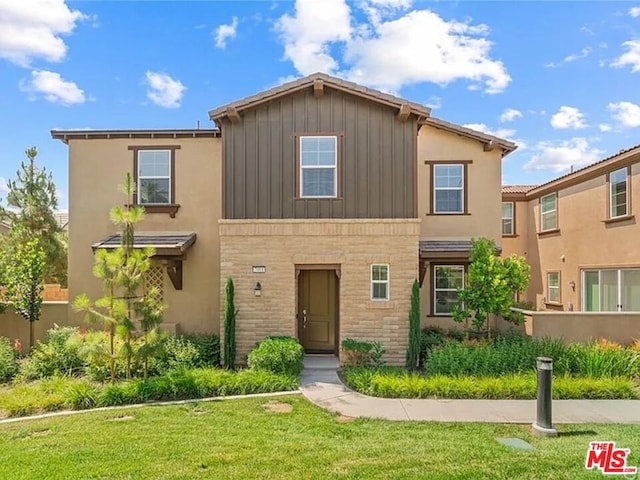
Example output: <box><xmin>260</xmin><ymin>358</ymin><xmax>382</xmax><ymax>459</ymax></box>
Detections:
<box><xmin>92</xmin><ymin>232</ymin><xmax>197</xmax><ymax>290</ymax></box>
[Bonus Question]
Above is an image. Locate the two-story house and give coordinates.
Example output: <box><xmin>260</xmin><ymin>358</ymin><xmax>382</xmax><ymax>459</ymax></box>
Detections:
<box><xmin>502</xmin><ymin>145</ymin><xmax>640</xmax><ymax>313</ymax></box>
<box><xmin>52</xmin><ymin>73</ymin><xmax>515</xmax><ymax>365</ymax></box>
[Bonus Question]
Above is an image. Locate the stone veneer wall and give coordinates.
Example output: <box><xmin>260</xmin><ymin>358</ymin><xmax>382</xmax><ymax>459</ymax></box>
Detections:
<box><xmin>219</xmin><ymin>219</ymin><xmax>420</xmax><ymax>366</ymax></box>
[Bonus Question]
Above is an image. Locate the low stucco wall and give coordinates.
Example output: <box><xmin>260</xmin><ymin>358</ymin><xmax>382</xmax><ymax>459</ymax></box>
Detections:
<box><xmin>521</xmin><ymin>310</ymin><xmax>640</xmax><ymax>344</ymax></box>
<box><xmin>0</xmin><ymin>302</ymin><xmax>80</xmax><ymax>347</ymax></box>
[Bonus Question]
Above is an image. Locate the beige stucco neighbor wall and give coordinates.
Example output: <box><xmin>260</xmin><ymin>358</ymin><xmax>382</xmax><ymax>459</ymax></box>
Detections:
<box><xmin>67</xmin><ymin>137</ymin><xmax>222</xmax><ymax>334</ymax></box>
<box><xmin>522</xmin><ymin>310</ymin><xmax>640</xmax><ymax>344</ymax></box>
<box><xmin>219</xmin><ymin>219</ymin><xmax>420</xmax><ymax>366</ymax></box>
<box><xmin>0</xmin><ymin>303</ymin><xmax>74</xmax><ymax>347</ymax></box>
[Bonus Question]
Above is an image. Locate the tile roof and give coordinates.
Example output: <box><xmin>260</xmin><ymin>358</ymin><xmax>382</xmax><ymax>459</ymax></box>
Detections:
<box><xmin>419</xmin><ymin>240</ymin><xmax>474</xmax><ymax>254</ymax></box>
<box><xmin>502</xmin><ymin>185</ymin><xmax>539</xmax><ymax>194</ymax></box>
<box><xmin>92</xmin><ymin>232</ymin><xmax>197</xmax><ymax>255</ymax></box>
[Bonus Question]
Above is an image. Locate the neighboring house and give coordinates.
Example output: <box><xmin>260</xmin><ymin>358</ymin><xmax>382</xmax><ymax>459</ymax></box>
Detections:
<box><xmin>502</xmin><ymin>145</ymin><xmax>640</xmax><ymax>313</ymax></box>
<box><xmin>0</xmin><ymin>219</ymin><xmax>9</xmax><ymax>234</ymax></box>
<box><xmin>52</xmin><ymin>73</ymin><xmax>515</xmax><ymax>365</ymax></box>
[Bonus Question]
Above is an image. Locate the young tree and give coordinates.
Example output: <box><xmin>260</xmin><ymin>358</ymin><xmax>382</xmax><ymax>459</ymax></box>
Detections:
<box><xmin>4</xmin><ymin>237</ymin><xmax>46</xmax><ymax>350</ymax></box>
<box><xmin>452</xmin><ymin>238</ymin><xmax>530</xmax><ymax>339</ymax></box>
<box><xmin>0</xmin><ymin>147</ymin><xmax>67</xmax><ymax>285</ymax></box>
<box><xmin>223</xmin><ymin>277</ymin><xmax>237</xmax><ymax>369</ymax></box>
<box><xmin>406</xmin><ymin>279</ymin><xmax>421</xmax><ymax>370</ymax></box>
<box><xmin>74</xmin><ymin>174</ymin><xmax>164</xmax><ymax>380</ymax></box>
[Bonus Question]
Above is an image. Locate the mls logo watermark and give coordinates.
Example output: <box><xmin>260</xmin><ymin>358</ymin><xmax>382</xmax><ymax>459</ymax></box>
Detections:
<box><xmin>585</xmin><ymin>442</ymin><xmax>637</xmax><ymax>476</ymax></box>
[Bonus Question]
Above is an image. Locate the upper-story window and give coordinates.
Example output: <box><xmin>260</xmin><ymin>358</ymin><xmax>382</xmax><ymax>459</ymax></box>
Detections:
<box><xmin>299</xmin><ymin>136</ymin><xmax>337</xmax><ymax>198</ymax></box>
<box><xmin>502</xmin><ymin>202</ymin><xmax>514</xmax><ymax>235</ymax></box>
<box><xmin>609</xmin><ymin>167</ymin><xmax>629</xmax><ymax>219</ymax></box>
<box><xmin>137</xmin><ymin>150</ymin><xmax>172</xmax><ymax>204</ymax></box>
<box><xmin>434</xmin><ymin>164</ymin><xmax>464</xmax><ymax>213</ymax></box>
<box><xmin>540</xmin><ymin>193</ymin><xmax>557</xmax><ymax>231</ymax></box>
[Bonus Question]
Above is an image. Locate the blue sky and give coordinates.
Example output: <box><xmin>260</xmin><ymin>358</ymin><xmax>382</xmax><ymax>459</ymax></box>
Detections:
<box><xmin>1</xmin><ymin>0</ymin><xmax>640</xmax><ymax>210</ymax></box>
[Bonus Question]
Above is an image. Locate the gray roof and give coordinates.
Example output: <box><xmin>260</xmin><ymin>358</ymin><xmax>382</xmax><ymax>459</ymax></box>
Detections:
<box><xmin>92</xmin><ymin>232</ymin><xmax>197</xmax><ymax>256</ymax></box>
<box><xmin>420</xmin><ymin>240</ymin><xmax>474</xmax><ymax>254</ymax></box>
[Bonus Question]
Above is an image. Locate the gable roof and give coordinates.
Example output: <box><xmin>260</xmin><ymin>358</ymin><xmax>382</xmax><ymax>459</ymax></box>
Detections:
<box><xmin>423</xmin><ymin>117</ymin><xmax>517</xmax><ymax>156</ymax></box>
<box><xmin>208</xmin><ymin>72</ymin><xmax>432</xmax><ymax>124</ymax></box>
<box><xmin>502</xmin><ymin>185</ymin><xmax>538</xmax><ymax>194</ymax></box>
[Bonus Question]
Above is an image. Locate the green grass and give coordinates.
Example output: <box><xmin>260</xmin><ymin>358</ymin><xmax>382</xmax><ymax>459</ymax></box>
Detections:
<box><xmin>0</xmin><ymin>396</ymin><xmax>638</xmax><ymax>479</ymax></box>
<box><xmin>341</xmin><ymin>367</ymin><xmax>640</xmax><ymax>399</ymax></box>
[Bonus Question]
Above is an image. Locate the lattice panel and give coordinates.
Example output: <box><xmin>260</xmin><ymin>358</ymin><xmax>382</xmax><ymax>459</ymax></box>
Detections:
<box><xmin>144</xmin><ymin>265</ymin><xmax>164</xmax><ymax>304</ymax></box>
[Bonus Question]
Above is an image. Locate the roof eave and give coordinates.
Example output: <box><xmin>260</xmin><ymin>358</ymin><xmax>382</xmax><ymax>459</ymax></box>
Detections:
<box><xmin>421</xmin><ymin>117</ymin><xmax>517</xmax><ymax>156</ymax></box>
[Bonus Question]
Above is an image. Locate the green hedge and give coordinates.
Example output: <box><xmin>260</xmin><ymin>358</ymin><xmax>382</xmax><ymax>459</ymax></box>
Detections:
<box><xmin>0</xmin><ymin>368</ymin><xmax>298</xmax><ymax>418</ymax></box>
<box><xmin>247</xmin><ymin>337</ymin><xmax>304</xmax><ymax>377</ymax></box>
<box><xmin>341</xmin><ymin>367</ymin><xmax>639</xmax><ymax>400</ymax></box>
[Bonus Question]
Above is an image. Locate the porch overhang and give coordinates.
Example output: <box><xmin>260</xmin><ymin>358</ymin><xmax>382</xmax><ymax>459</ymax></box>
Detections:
<box><xmin>91</xmin><ymin>232</ymin><xmax>197</xmax><ymax>290</ymax></box>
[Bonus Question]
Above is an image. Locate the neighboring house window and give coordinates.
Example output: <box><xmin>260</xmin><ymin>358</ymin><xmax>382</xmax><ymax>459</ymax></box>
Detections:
<box><xmin>540</xmin><ymin>193</ymin><xmax>557</xmax><ymax>231</ymax></box>
<box><xmin>137</xmin><ymin>150</ymin><xmax>172</xmax><ymax>204</ymax></box>
<box><xmin>547</xmin><ymin>271</ymin><xmax>560</xmax><ymax>304</ymax></box>
<box><xmin>371</xmin><ymin>264</ymin><xmax>389</xmax><ymax>301</ymax></box>
<box><xmin>433</xmin><ymin>164</ymin><xmax>464</xmax><ymax>213</ymax></box>
<box><xmin>434</xmin><ymin>265</ymin><xmax>464</xmax><ymax>315</ymax></box>
<box><xmin>502</xmin><ymin>202</ymin><xmax>514</xmax><ymax>235</ymax></box>
<box><xmin>583</xmin><ymin>268</ymin><xmax>640</xmax><ymax>312</ymax></box>
<box><xmin>299</xmin><ymin>136</ymin><xmax>338</xmax><ymax>198</ymax></box>
<box><xmin>609</xmin><ymin>167</ymin><xmax>629</xmax><ymax>219</ymax></box>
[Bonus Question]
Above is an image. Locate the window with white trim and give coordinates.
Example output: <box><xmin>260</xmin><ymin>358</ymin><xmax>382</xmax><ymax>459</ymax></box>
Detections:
<box><xmin>583</xmin><ymin>268</ymin><xmax>640</xmax><ymax>312</ymax></box>
<box><xmin>540</xmin><ymin>193</ymin><xmax>557</xmax><ymax>231</ymax></box>
<box><xmin>433</xmin><ymin>164</ymin><xmax>464</xmax><ymax>213</ymax></box>
<box><xmin>371</xmin><ymin>264</ymin><xmax>389</xmax><ymax>300</ymax></box>
<box><xmin>137</xmin><ymin>150</ymin><xmax>171</xmax><ymax>204</ymax></box>
<box><xmin>547</xmin><ymin>271</ymin><xmax>560</xmax><ymax>304</ymax></box>
<box><xmin>609</xmin><ymin>167</ymin><xmax>628</xmax><ymax>219</ymax></box>
<box><xmin>434</xmin><ymin>265</ymin><xmax>464</xmax><ymax>315</ymax></box>
<box><xmin>502</xmin><ymin>202</ymin><xmax>514</xmax><ymax>235</ymax></box>
<box><xmin>299</xmin><ymin>136</ymin><xmax>337</xmax><ymax>198</ymax></box>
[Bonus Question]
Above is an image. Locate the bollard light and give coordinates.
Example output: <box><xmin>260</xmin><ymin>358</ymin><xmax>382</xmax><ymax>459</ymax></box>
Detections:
<box><xmin>532</xmin><ymin>356</ymin><xmax>558</xmax><ymax>436</ymax></box>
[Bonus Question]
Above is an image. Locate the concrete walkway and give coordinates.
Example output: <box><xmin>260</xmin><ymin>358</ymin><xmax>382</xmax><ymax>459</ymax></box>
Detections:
<box><xmin>300</xmin><ymin>355</ymin><xmax>640</xmax><ymax>424</ymax></box>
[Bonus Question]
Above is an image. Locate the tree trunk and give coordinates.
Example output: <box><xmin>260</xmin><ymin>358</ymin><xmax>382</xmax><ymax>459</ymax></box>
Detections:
<box><xmin>29</xmin><ymin>320</ymin><xmax>35</xmax><ymax>351</ymax></box>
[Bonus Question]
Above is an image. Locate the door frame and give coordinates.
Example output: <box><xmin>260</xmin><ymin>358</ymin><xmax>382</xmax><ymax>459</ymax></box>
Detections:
<box><xmin>296</xmin><ymin>265</ymin><xmax>340</xmax><ymax>355</ymax></box>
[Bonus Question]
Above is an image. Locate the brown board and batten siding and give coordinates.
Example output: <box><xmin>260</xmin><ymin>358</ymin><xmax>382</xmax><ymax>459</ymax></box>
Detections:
<box><xmin>221</xmin><ymin>87</ymin><xmax>417</xmax><ymax>219</ymax></box>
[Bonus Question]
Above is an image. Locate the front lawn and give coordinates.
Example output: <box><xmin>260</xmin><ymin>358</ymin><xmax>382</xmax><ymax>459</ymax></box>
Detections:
<box><xmin>0</xmin><ymin>396</ymin><xmax>638</xmax><ymax>479</ymax></box>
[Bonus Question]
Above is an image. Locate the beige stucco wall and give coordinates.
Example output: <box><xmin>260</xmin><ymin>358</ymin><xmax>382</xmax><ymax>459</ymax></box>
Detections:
<box><xmin>0</xmin><ymin>302</ymin><xmax>73</xmax><ymax>348</ymax></box>
<box><xmin>67</xmin><ymin>137</ymin><xmax>222</xmax><ymax>334</ymax></box>
<box><xmin>524</xmin><ymin>311</ymin><xmax>640</xmax><ymax>344</ymax></box>
<box><xmin>219</xmin><ymin>219</ymin><xmax>420</xmax><ymax>366</ymax></box>
<box><xmin>417</xmin><ymin>125</ymin><xmax>504</xmax><ymax>328</ymax></box>
<box><xmin>520</xmin><ymin>162</ymin><xmax>640</xmax><ymax>311</ymax></box>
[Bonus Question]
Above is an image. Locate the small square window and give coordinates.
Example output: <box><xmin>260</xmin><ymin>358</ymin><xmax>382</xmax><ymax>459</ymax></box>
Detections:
<box><xmin>371</xmin><ymin>264</ymin><xmax>389</xmax><ymax>301</ymax></box>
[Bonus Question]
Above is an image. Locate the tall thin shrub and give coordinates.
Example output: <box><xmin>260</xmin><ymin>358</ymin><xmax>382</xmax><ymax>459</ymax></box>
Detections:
<box><xmin>406</xmin><ymin>279</ymin><xmax>421</xmax><ymax>370</ymax></box>
<box><xmin>223</xmin><ymin>277</ymin><xmax>237</xmax><ymax>369</ymax></box>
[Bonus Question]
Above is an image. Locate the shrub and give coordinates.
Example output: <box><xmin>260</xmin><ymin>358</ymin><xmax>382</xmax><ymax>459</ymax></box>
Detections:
<box><xmin>247</xmin><ymin>337</ymin><xmax>304</xmax><ymax>377</ymax></box>
<box><xmin>0</xmin><ymin>336</ymin><xmax>19</xmax><ymax>382</ymax></box>
<box><xmin>223</xmin><ymin>277</ymin><xmax>237</xmax><ymax>369</ymax></box>
<box><xmin>66</xmin><ymin>380</ymin><xmax>99</xmax><ymax>410</ymax></box>
<box><xmin>567</xmin><ymin>341</ymin><xmax>640</xmax><ymax>378</ymax></box>
<box><xmin>341</xmin><ymin>367</ymin><xmax>638</xmax><ymax>400</ymax></box>
<box><xmin>17</xmin><ymin>326</ymin><xmax>85</xmax><ymax>381</ymax></box>
<box><xmin>341</xmin><ymin>338</ymin><xmax>385</xmax><ymax>368</ymax></box>
<box><xmin>419</xmin><ymin>327</ymin><xmax>445</xmax><ymax>368</ymax></box>
<box><xmin>153</xmin><ymin>335</ymin><xmax>202</xmax><ymax>375</ymax></box>
<box><xmin>183</xmin><ymin>334</ymin><xmax>220</xmax><ymax>367</ymax></box>
<box><xmin>406</xmin><ymin>279</ymin><xmax>421</xmax><ymax>370</ymax></box>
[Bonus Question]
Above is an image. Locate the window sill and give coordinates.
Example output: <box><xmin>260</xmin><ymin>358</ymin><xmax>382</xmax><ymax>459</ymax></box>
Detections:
<box><xmin>502</xmin><ymin>234</ymin><xmax>518</xmax><ymax>238</ymax></box>
<box><xmin>426</xmin><ymin>213</ymin><xmax>471</xmax><ymax>216</ymax></box>
<box><xmin>136</xmin><ymin>204</ymin><xmax>181</xmax><ymax>218</ymax></box>
<box><xmin>537</xmin><ymin>228</ymin><xmax>560</xmax><ymax>237</ymax></box>
<box><xmin>544</xmin><ymin>302</ymin><xmax>563</xmax><ymax>310</ymax></box>
<box><xmin>603</xmin><ymin>214</ymin><xmax>635</xmax><ymax>225</ymax></box>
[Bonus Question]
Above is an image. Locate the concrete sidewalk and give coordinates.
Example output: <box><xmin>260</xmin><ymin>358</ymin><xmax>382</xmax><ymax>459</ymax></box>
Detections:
<box><xmin>300</xmin><ymin>356</ymin><xmax>640</xmax><ymax>424</ymax></box>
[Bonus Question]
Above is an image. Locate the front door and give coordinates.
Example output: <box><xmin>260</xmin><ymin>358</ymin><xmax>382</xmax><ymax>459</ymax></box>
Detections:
<box><xmin>298</xmin><ymin>270</ymin><xmax>337</xmax><ymax>353</ymax></box>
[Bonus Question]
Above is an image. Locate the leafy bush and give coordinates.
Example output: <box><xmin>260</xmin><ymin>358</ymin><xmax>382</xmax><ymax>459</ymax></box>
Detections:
<box><xmin>17</xmin><ymin>326</ymin><xmax>85</xmax><ymax>381</ymax></box>
<box><xmin>0</xmin><ymin>377</ymin><xmax>70</xmax><ymax>417</ymax></box>
<box><xmin>567</xmin><ymin>340</ymin><xmax>640</xmax><ymax>378</ymax></box>
<box><xmin>152</xmin><ymin>334</ymin><xmax>221</xmax><ymax>375</ymax></box>
<box><xmin>183</xmin><ymin>334</ymin><xmax>220</xmax><ymax>367</ymax></box>
<box><xmin>247</xmin><ymin>336</ymin><xmax>304</xmax><ymax>377</ymax></box>
<box><xmin>419</xmin><ymin>327</ymin><xmax>445</xmax><ymax>368</ymax></box>
<box><xmin>341</xmin><ymin>367</ymin><xmax>638</xmax><ymax>400</ymax></box>
<box><xmin>66</xmin><ymin>380</ymin><xmax>99</xmax><ymax>410</ymax></box>
<box><xmin>0</xmin><ymin>336</ymin><xmax>19</xmax><ymax>382</ymax></box>
<box><xmin>341</xmin><ymin>338</ymin><xmax>385</xmax><ymax>368</ymax></box>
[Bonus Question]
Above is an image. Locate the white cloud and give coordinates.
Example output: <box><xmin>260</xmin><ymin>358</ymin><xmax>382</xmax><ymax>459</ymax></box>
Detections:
<box><xmin>523</xmin><ymin>138</ymin><xmax>603</xmax><ymax>173</ymax></box>
<box><xmin>425</xmin><ymin>95</ymin><xmax>442</xmax><ymax>110</ymax></box>
<box><xmin>19</xmin><ymin>69</ymin><xmax>86</xmax><ymax>105</ymax></box>
<box><xmin>500</xmin><ymin>108</ymin><xmax>522</xmax><ymax>123</ymax></box>
<box><xmin>608</xmin><ymin>101</ymin><xmax>640</xmax><ymax>127</ymax></box>
<box><xmin>462</xmin><ymin>123</ymin><xmax>515</xmax><ymax>140</ymax></box>
<box><xmin>630</xmin><ymin>7</ymin><xmax>640</xmax><ymax>18</ymax></box>
<box><xmin>145</xmin><ymin>71</ymin><xmax>186</xmax><ymax>108</ymax></box>
<box><xmin>0</xmin><ymin>0</ymin><xmax>88</xmax><ymax>66</ymax></box>
<box><xmin>550</xmin><ymin>106</ymin><xmax>587</xmax><ymax>129</ymax></box>
<box><xmin>275</xmin><ymin>0</ymin><xmax>511</xmax><ymax>94</ymax></box>
<box><xmin>611</xmin><ymin>40</ymin><xmax>640</xmax><ymax>72</ymax></box>
<box><xmin>214</xmin><ymin>17</ymin><xmax>238</xmax><ymax>49</ymax></box>
<box><xmin>545</xmin><ymin>47</ymin><xmax>592</xmax><ymax>68</ymax></box>
<box><xmin>599</xmin><ymin>123</ymin><xmax>612</xmax><ymax>132</ymax></box>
